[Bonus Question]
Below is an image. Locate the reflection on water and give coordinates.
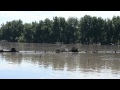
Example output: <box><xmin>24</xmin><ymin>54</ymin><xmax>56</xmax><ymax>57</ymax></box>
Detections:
<box><xmin>2</xmin><ymin>52</ymin><xmax>120</xmax><ymax>71</ymax></box>
<box><xmin>0</xmin><ymin>42</ymin><xmax>120</xmax><ymax>78</ymax></box>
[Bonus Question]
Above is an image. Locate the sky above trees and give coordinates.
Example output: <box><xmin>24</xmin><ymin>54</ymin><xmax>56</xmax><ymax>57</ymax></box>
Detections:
<box><xmin>0</xmin><ymin>11</ymin><xmax>120</xmax><ymax>25</ymax></box>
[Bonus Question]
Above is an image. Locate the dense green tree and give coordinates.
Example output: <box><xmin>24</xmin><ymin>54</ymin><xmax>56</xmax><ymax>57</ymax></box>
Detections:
<box><xmin>65</xmin><ymin>17</ymin><xmax>79</xmax><ymax>44</ymax></box>
<box><xmin>0</xmin><ymin>22</ymin><xmax>12</xmax><ymax>41</ymax></box>
<box><xmin>23</xmin><ymin>23</ymin><xmax>33</xmax><ymax>43</ymax></box>
<box><xmin>79</xmin><ymin>15</ymin><xmax>92</xmax><ymax>44</ymax></box>
<box><xmin>0</xmin><ymin>20</ymin><xmax>23</xmax><ymax>42</ymax></box>
<box><xmin>51</xmin><ymin>17</ymin><xmax>60</xmax><ymax>43</ymax></box>
<box><xmin>112</xmin><ymin>16</ymin><xmax>120</xmax><ymax>44</ymax></box>
<box><xmin>42</xmin><ymin>18</ymin><xmax>53</xmax><ymax>43</ymax></box>
<box><xmin>59</xmin><ymin>17</ymin><xmax>67</xmax><ymax>43</ymax></box>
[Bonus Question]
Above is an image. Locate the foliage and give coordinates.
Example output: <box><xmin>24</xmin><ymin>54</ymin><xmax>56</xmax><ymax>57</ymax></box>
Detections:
<box><xmin>0</xmin><ymin>16</ymin><xmax>120</xmax><ymax>45</ymax></box>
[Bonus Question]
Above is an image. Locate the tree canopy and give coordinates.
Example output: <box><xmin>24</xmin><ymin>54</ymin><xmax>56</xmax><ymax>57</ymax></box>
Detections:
<box><xmin>0</xmin><ymin>15</ymin><xmax>120</xmax><ymax>45</ymax></box>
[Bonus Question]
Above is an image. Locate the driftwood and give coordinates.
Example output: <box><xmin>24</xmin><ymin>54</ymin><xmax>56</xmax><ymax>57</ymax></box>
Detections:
<box><xmin>55</xmin><ymin>45</ymin><xmax>69</xmax><ymax>53</ymax></box>
<box><xmin>0</xmin><ymin>48</ymin><xmax>19</xmax><ymax>52</ymax></box>
<box><xmin>56</xmin><ymin>48</ymin><xmax>68</xmax><ymax>53</ymax></box>
<box><xmin>56</xmin><ymin>46</ymin><xmax>79</xmax><ymax>53</ymax></box>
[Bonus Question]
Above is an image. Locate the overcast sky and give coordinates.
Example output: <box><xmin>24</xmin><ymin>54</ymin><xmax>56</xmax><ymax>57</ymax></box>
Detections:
<box><xmin>0</xmin><ymin>11</ymin><xmax>120</xmax><ymax>24</ymax></box>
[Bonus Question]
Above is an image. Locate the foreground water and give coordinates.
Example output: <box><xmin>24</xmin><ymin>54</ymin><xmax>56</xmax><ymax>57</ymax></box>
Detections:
<box><xmin>0</xmin><ymin>42</ymin><xmax>120</xmax><ymax>79</ymax></box>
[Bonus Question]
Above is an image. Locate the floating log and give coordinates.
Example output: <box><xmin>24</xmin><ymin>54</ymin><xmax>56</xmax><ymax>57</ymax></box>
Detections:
<box><xmin>0</xmin><ymin>48</ymin><xmax>19</xmax><ymax>52</ymax></box>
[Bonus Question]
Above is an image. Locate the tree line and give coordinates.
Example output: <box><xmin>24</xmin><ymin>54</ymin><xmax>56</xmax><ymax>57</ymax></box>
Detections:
<box><xmin>0</xmin><ymin>15</ymin><xmax>120</xmax><ymax>45</ymax></box>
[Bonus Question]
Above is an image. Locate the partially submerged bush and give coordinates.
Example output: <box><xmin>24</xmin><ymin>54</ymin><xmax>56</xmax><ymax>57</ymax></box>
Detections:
<box><xmin>70</xmin><ymin>47</ymin><xmax>79</xmax><ymax>52</ymax></box>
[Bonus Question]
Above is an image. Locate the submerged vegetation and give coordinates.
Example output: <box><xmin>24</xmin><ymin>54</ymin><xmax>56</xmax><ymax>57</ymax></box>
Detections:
<box><xmin>0</xmin><ymin>15</ymin><xmax>120</xmax><ymax>45</ymax></box>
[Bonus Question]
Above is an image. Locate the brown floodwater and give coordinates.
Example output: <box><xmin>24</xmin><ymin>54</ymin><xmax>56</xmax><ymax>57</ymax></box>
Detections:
<box><xmin>0</xmin><ymin>42</ymin><xmax>120</xmax><ymax>79</ymax></box>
